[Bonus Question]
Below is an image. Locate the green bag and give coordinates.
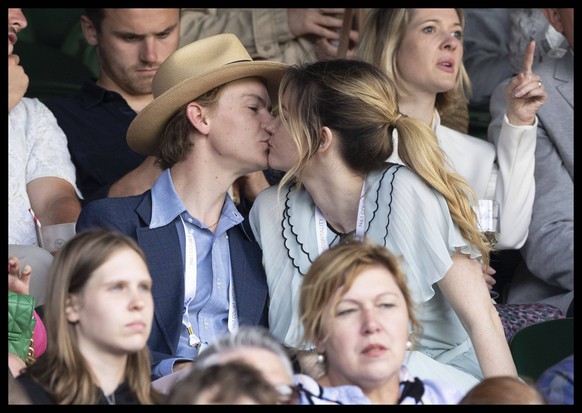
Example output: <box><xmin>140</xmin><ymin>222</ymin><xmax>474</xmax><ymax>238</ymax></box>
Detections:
<box><xmin>8</xmin><ymin>291</ymin><xmax>37</xmax><ymax>364</ymax></box>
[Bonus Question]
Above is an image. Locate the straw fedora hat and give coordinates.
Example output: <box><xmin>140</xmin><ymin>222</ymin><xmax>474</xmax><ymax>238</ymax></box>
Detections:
<box><xmin>127</xmin><ymin>33</ymin><xmax>288</xmax><ymax>155</ymax></box>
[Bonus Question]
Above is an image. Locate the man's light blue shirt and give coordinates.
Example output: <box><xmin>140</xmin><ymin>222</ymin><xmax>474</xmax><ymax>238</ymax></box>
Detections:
<box><xmin>149</xmin><ymin>169</ymin><xmax>243</xmax><ymax>378</ymax></box>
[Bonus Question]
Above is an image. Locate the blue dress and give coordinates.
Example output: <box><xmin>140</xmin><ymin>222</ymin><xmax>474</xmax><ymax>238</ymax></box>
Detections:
<box><xmin>250</xmin><ymin>165</ymin><xmax>483</xmax><ymax>391</ymax></box>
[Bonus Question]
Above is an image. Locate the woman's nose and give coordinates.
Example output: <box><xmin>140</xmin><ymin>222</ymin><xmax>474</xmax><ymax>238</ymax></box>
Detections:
<box><xmin>361</xmin><ymin>309</ymin><xmax>381</xmax><ymax>335</ymax></box>
<box><xmin>442</xmin><ymin>33</ymin><xmax>459</xmax><ymax>50</ymax></box>
<box><xmin>129</xmin><ymin>288</ymin><xmax>148</xmax><ymax>310</ymax></box>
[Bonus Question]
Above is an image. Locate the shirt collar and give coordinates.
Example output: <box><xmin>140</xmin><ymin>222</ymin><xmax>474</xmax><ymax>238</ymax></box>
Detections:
<box><xmin>80</xmin><ymin>79</ymin><xmax>127</xmax><ymax>109</ymax></box>
<box><xmin>150</xmin><ymin>169</ymin><xmax>185</xmax><ymax>228</ymax></box>
<box><xmin>149</xmin><ymin>169</ymin><xmax>244</xmax><ymax>229</ymax></box>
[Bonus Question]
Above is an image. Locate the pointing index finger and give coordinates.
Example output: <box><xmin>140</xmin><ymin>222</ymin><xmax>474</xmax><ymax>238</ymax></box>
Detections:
<box><xmin>521</xmin><ymin>40</ymin><xmax>536</xmax><ymax>74</ymax></box>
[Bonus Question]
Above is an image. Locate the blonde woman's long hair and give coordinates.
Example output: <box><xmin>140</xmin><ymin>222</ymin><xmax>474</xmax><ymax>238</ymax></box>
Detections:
<box><xmin>277</xmin><ymin>59</ymin><xmax>489</xmax><ymax>263</ymax></box>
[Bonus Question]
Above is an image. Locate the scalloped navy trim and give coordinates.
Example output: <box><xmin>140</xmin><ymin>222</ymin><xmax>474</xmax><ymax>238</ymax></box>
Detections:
<box><xmin>378</xmin><ymin>165</ymin><xmax>401</xmax><ymax>247</ymax></box>
<box><xmin>282</xmin><ymin>165</ymin><xmax>402</xmax><ymax>276</ymax></box>
<box><xmin>282</xmin><ymin>183</ymin><xmax>310</xmax><ymax>275</ymax></box>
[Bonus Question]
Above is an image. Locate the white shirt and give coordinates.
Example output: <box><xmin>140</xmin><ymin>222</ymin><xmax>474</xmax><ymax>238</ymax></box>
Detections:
<box><xmin>9</xmin><ymin>98</ymin><xmax>81</xmax><ymax>245</ymax></box>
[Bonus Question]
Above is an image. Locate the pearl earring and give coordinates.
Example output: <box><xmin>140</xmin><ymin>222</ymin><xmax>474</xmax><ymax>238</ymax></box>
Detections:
<box><xmin>406</xmin><ymin>340</ymin><xmax>412</xmax><ymax>350</ymax></box>
<box><xmin>317</xmin><ymin>353</ymin><xmax>325</xmax><ymax>364</ymax></box>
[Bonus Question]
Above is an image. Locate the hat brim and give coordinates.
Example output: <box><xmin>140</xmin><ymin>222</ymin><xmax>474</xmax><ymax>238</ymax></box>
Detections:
<box><xmin>127</xmin><ymin>61</ymin><xmax>288</xmax><ymax>156</ymax></box>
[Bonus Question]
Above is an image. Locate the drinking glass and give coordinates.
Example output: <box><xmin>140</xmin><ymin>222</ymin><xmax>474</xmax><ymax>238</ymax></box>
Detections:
<box><xmin>474</xmin><ymin>199</ymin><xmax>500</xmax><ymax>247</ymax></box>
<box><xmin>474</xmin><ymin>199</ymin><xmax>500</xmax><ymax>300</ymax></box>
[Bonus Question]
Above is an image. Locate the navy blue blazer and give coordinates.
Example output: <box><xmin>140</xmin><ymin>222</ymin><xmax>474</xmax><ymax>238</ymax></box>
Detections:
<box><xmin>76</xmin><ymin>191</ymin><xmax>269</xmax><ymax>377</ymax></box>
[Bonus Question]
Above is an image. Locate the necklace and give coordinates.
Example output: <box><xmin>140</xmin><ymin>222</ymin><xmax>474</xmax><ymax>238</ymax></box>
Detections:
<box><xmin>104</xmin><ymin>391</ymin><xmax>115</xmax><ymax>405</ymax></box>
<box><xmin>207</xmin><ymin>217</ymin><xmax>220</xmax><ymax>229</ymax></box>
<box><xmin>328</xmin><ymin>223</ymin><xmax>357</xmax><ymax>246</ymax></box>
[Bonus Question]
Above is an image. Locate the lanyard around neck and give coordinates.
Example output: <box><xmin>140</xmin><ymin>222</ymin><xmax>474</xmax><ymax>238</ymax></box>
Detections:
<box><xmin>180</xmin><ymin>216</ymin><xmax>200</xmax><ymax>348</ymax></box>
<box><xmin>179</xmin><ymin>216</ymin><xmax>238</xmax><ymax>351</ymax></box>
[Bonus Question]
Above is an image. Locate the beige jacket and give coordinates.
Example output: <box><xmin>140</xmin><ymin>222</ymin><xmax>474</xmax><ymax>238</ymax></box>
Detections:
<box><xmin>180</xmin><ymin>8</ymin><xmax>318</xmax><ymax>64</ymax></box>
